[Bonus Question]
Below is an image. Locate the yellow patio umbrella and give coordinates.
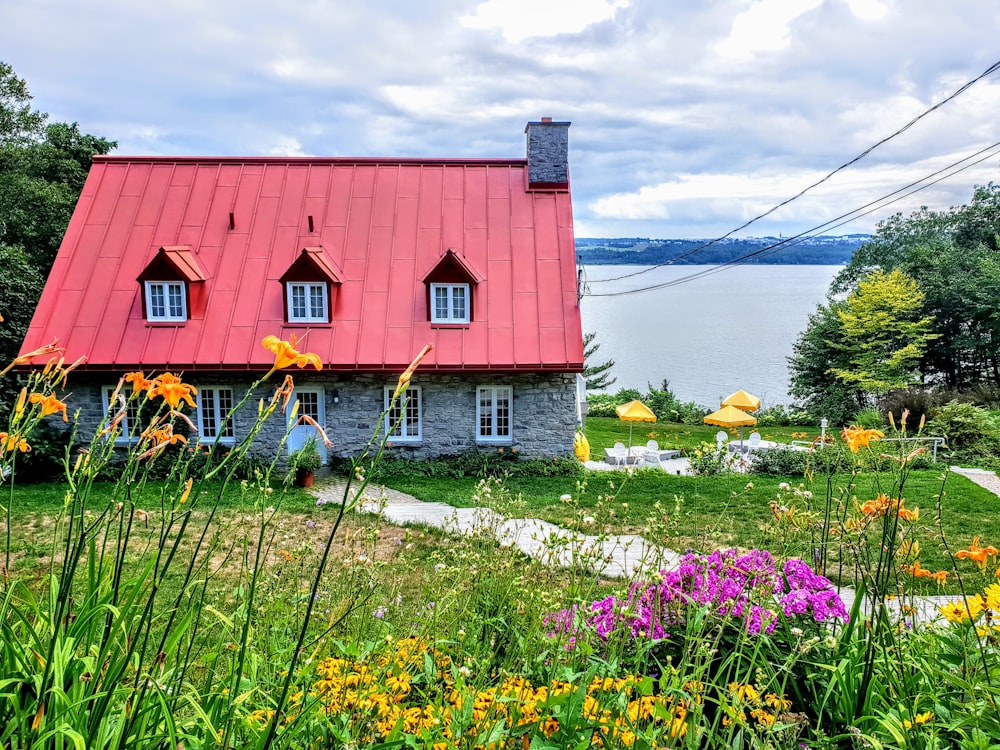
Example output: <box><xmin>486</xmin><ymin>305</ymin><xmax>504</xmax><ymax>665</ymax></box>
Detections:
<box><xmin>721</xmin><ymin>389</ymin><xmax>761</xmax><ymax>412</ymax></box>
<box><xmin>615</xmin><ymin>399</ymin><xmax>657</xmax><ymax>449</ymax></box>
<box><xmin>704</xmin><ymin>404</ymin><xmax>758</xmax><ymax>450</ymax></box>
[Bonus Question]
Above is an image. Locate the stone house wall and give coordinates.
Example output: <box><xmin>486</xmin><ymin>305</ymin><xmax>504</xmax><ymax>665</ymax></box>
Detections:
<box><xmin>65</xmin><ymin>371</ymin><xmax>579</xmax><ymax>463</ymax></box>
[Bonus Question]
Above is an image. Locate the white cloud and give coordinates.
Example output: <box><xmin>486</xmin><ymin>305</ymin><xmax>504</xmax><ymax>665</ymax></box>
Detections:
<box><xmin>713</xmin><ymin>0</ymin><xmax>824</xmax><ymax>59</ymax></box>
<box><xmin>460</xmin><ymin>0</ymin><xmax>630</xmax><ymax>42</ymax></box>
<box><xmin>844</xmin><ymin>0</ymin><xmax>890</xmax><ymax>20</ymax></box>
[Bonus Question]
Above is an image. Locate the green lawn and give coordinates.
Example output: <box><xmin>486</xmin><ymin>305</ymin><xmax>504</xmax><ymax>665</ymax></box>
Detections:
<box><xmin>379</xmin><ymin>466</ymin><xmax>1000</xmax><ymax>593</ymax></box>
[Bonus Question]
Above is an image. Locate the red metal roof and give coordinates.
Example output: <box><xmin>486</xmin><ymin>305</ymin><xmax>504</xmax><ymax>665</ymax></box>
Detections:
<box><xmin>21</xmin><ymin>155</ymin><xmax>584</xmax><ymax>374</ymax></box>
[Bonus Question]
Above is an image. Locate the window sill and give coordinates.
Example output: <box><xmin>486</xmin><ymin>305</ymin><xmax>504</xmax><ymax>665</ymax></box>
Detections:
<box><xmin>430</xmin><ymin>323</ymin><xmax>471</xmax><ymax>329</ymax></box>
<box><xmin>283</xmin><ymin>322</ymin><xmax>333</xmax><ymax>328</ymax></box>
<box><xmin>477</xmin><ymin>438</ymin><xmax>513</xmax><ymax>445</ymax></box>
<box><xmin>146</xmin><ymin>321</ymin><xmax>187</xmax><ymax>327</ymax></box>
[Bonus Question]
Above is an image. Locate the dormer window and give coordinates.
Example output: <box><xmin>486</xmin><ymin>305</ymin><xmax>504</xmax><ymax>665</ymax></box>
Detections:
<box><xmin>431</xmin><ymin>283</ymin><xmax>469</xmax><ymax>323</ymax></box>
<box><xmin>137</xmin><ymin>246</ymin><xmax>206</xmax><ymax>324</ymax></box>
<box><xmin>288</xmin><ymin>281</ymin><xmax>329</xmax><ymax>323</ymax></box>
<box><xmin>145</xmin><ymin>281</ymin><xmax>187</xmax><ymax>322</ymax></box>
<box><xmin>280</xmin><ymin>246</ymin><xmax>343</xmax><ymax>325</ymax></box>
<box><xmin>421</xmin><ymin>248</ymin><xmax>484</xmax><ymax>326</ymax></box>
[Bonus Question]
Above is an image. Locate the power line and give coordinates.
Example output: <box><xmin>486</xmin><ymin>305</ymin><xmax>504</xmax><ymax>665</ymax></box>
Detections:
<box><xmin>587</xmin><ymin>141</ymin><xmax>1000</xmax><ymax>297</ymax></box>
<box><xmin>596</xmin><ymin>58</ymin><xmax>1000</xmax><ymax>284</ymax></box>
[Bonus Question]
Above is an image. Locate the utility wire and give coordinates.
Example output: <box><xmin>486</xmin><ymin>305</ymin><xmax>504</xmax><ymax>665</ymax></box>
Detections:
<box><xmin>587</xmin><ymin>141</ymin><xmax>1000</xmax><ymax>297</ymax></box>
<box><xmin>596</xmin><ymin>58</ymin><xmax>1000</xmax><ymax>284</ymax></box>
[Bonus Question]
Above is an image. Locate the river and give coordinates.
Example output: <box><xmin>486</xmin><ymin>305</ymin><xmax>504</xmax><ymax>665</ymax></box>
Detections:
<box><xmin>579</xmin><ymin>264</ymin><xmax>842</xmax><ymax>409</ymax></box>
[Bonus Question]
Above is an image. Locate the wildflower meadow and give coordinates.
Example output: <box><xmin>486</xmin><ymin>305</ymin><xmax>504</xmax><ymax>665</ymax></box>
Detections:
<box><xmin>2</xmin><ymin>329</ymin><xmax>1000</xmax><ymax>749</ymax></box>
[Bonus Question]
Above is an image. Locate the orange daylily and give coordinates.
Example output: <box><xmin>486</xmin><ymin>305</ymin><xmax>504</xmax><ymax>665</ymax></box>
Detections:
<box><xmin>393</xmin><ymin>343</ymin><xmax>434</xmax><ymax>399</ymax></box>
<box><xmin>930</xmin><ymin>570</ymin><xmax>950</xmax><ymax>587</ymax></box>
<box><xmin>902</xmin><ymin>560</ymin><xmax>933</xmax><ymax>579</ymax></box>
<box><xmin>858</xmin><ymin>494</ymin><xmax>917</xmax><ymax>521</ymax></box>
<box><xmin>841</xmin><ymin>425</ymin><xmax>885</xmax><ymax>452</ymax></box>
<box><xmin>125</xmin><ymin>371</ymin><xmax>154</xmax><ymax>392</ymax></box>
<box><xmin>0</xmin><ymin>432</ymin><xmax>31</xmax><ymax>453</ymax></box>
<box><xmin>29</xmin><ymin>393</ymin><xmax>69</xmax><ymax>422</ymax></box>
<box><xmin>956</xmin><ymin>537</ymin><xmax>999</xmax><ymax>571</ymax></box>
<box><xmin>148</xmin><ymin>373</ymin><xmax>197</xmax><ymax>409</ymax></box>
<box><xmin>0</xmin><ymin>340</ymin><xmax>63</xmax><ymax>376</ymax></box>
<box><xmin>262</xmin><ymin>334</ymin><xmax>322</xmax><ymax>377</ymax></box>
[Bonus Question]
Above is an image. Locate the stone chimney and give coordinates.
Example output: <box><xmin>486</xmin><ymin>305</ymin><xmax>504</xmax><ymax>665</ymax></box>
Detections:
<box><xmin>525</xmin><ymin>117</ymin><xmax>571</xmax><ymax>190</ymax></box>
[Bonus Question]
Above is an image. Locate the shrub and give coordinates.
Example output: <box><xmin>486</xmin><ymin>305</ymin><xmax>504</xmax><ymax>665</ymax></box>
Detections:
<box><xmin>585</xmin><ymin>392</ymin><xmax>618</xmax><ymax>417</ymax></box>
<box><xmin>687</xmin><ymin>441</ymin><xmax>729</xmax><ymax>476</ymax></box>
<box><xmin>927</xmin><ymin>400</ymin><xmax>1000</xmax><ymax>457</ymax></box>
<box><xmin>755</xmin><ymin>404</ymin><xmax>814</xmax><ymax>427</ymax></box>
<box><xmin>852</xmin><ymin>407</ymin><xmax>885</xmax><ymax>429</ymax></box>
<box><xmin>749</xmin><ymin>448</ymin><xmax>810</xmax><ymax>476</ymax></box>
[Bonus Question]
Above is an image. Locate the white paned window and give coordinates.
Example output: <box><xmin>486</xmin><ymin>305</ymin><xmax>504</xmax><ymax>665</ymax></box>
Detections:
<box><xmin>430</xmin><ymin>283</ymin><xmax>470</xmax><ymax>323</ymax></box>
<box><xmin>198</xmin><ymin>387</ymin><xmax>235</xmax><ymax>442</ymax></box>
<box><xmin>477</xmin><ymin>386</ymin><xmax>511</xmax><ymax>442</ymax></box>
<box><xmin>384</xmin><ymin>385</ymin><xmax>422</xmax><ymax>442</ymax></box>
<box><xmin>103</xmin><ymin>386</ymin><xmax>146</xmax><ymax>444</ymax></box>
<box><xmin>287</xmin><ymin>282</ymin><xmax>329</xmax><ymax>323</ymax></box>
<box><xmin>145</xmin><ymin>281</ymin><xmax>187</xmax><ymax>322</ymax></box>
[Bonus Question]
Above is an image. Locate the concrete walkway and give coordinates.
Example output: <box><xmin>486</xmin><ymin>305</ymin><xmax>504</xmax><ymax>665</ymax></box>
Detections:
<box><xmin>310</xmin><ymin>474</ymin><xmax>967</xmax><ymax>623</ymax></box>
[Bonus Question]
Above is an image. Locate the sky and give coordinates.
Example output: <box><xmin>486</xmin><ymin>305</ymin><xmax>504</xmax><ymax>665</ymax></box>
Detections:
<box><xmin>3</xmin><ymin>0</ymin><xmax>1000</xmax><ymax>239</ymax></box>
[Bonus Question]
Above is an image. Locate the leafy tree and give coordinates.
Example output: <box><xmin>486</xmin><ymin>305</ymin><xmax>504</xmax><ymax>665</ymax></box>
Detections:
<box><xmin>583</xmin><ymin>331</ymin><xmax>616</xmax><ymax>390</ymax></box>
<box><xmin>0</xmin><ymin>62</ymin><xmax>45</xmax><ymax>144</ymax></box>
<box><xmin>829</xmin><ymin>269</ymin><xmax>937</xmax><ymax>400</ymax></box>
<box><xmin>788</xmin><ymin>300</ymin><xmax>859</xmax><ymax>425</ymax></box>
<box><xmin>833</xmin><ymin>184</ymin><xmax>1000</xmax><ymax>389</ymax></box>
<box><xmin>0</xmin><ymin>61</ymin><xmax>115</xmax><ymax>413</ymax></box>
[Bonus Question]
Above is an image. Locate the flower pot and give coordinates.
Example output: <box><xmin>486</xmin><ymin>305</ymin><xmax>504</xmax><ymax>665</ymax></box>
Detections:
<box><xmin>295</xmin><ymin>468</ymin><xmax>315</xmax><ymax>488</ymax></box>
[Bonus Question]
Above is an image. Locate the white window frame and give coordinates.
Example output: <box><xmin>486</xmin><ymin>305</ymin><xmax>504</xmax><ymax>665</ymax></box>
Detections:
<box><xmin>145</xmin><ymin>280</ymin><xmax>187</xmax><ymax>322</ymax></box>
<box><xmin>477</xmin><ymin>385</ymin><xmax>512</xmax><ymax>443</ymax></box>
<box><xmin>197</xmin><ymin>387</ymin><xmax>236</xmax><ymax>444</ymax></box>
<box><xmin>286</xmin><ymin>281</ymin><xmax>329</xmax><ymax>323</ymax></box>
<box><xmin>430</xmin><ymin>283</ymin><xmax>470</xmax><ymax>324</ymax></box>
<box><xmin>384</xmin><ymin>385</ymin><xmax>422</xmax><ymax>443</ymax></box>
<box><xmin>103</xmin><ymin>386</ymin><xmax>146</xmax><ymax>444</ymax></box>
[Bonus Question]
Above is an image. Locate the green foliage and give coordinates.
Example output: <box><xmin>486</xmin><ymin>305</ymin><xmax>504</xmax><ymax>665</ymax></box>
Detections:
<box><xmin>0</xmin><ymin>61</ymin><xmax>46</xmax><ymax>143</ymax></box>
<box><xmin>747</xmin><ymin>448</ymin><xmax>809</xmax><ymax>476</ymax></box>
<box><xmin>834</xmin><ymin>184</ymin><xmax>1000</xmax><ymax>391</ymax></box>
<box><xmin>852</xmin><ymin>407</ymin><xmax>885</xmax><ymax>429</ymax></box>
<box><xmin>369</xmin><ymin>449</ymin><xmax>584</xmax><ymax>480</ymax></box>
<box><xmin>830</xmin><ymin>269</ymin><xmax>938</xmax><ymax>395</ymax></box>
<box><xmin>582</xmin><ymin>331</ymin><xmax>616</xmax><ymax>390</ymax></box>
<box><xmin>788</xmin><ymin>300</ymin><xmax>861</xmax><ymax>426</ymax></box>
<box><xmin>687</xmin><ymin>441</ymin><xmax>728</xmax><ymax>476</ymax></box>
<box><xmin>927</xmin><ymin>400</ymin><xmax>1000</xmax><ymax>458</ymax></box>
<box><xmin>754</xmin><ymin>403</ymin><xmax>813</xmax><ymax>427</ymax></box>
<box><xmin>289</xmin><ymin>435</ymin><xmax>323</xmax><ymax>471</ymax></box>
<box><xmin>0</xmin><ymin>61</ymin><xmax>116</xmax><ymax>375</ymax></box>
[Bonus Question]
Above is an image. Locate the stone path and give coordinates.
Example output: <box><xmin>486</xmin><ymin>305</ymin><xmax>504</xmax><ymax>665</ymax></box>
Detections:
<box><xmin>310</xmin><ymin>474</ymin><xmax>964</xmax><ymax>623</ymax></box>
<box><xmin>950</xmin><ymin>465</ymin><xmax>1000</xmax><ymax>496</ymax></box>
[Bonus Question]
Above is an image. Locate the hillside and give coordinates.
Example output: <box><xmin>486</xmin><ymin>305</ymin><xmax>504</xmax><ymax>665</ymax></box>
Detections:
<box><xmin>575</xmin><ymin>234</ymin><xmax>870</xmax><ymax>265</ymax></box>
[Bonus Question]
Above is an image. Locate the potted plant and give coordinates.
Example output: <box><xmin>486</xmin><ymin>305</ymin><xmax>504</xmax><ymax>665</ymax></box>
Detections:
<box><xmin>289</xmin><ymin>436</ymin><xmax>322</xmax><ymax>488</ymax></box>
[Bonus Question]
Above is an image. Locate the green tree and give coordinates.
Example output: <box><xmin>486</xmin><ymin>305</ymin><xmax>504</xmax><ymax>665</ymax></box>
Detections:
<box><xmin>834</xmin><ymin>184</ymin><xmax>1000</xmax><ymax>389</ymax></box>
<box><xmin>829</xmin><ymin>269</ymin><xmax>937</xmax><ymax>400</ymax></box>
<box><xmin>582</xmin><ymin>331</ymin><xmax>616</xmax><ymax>390</ymax></box>
<box><xmin>788</xmin><ymin>299</ymin><xmax>859</xmax><ymax>425</ymax></box>
<box><xmin>0</xmin><ymin>62</ymin><xmax>45</xmax><ymax>144</ymax></box>
<box><xmin>0</xmin><ymin>62</ymin><xmax>115</xmax><ymax>413</ymax></box>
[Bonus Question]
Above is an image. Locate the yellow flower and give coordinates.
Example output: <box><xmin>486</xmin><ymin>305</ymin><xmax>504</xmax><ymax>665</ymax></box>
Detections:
<box><xmin>148</xmin><ymin>373</ymin><xmax>197</xmax><ymax>409</ymax></box>
<box><xmin>841</xmin><ymin>425</ymin><xmax>885</xmax><ymax>452</ymax></box>
<box><xmin>29</xmin><ymin>392</ymin><xmax>69</xmax><ymax>422</ymax></box>
<box><xmin>939</xmin><ymin>596</ymin><xmax>984</xmax><ymax>624</ymax></box>
<box><xmin>261</xmin><ymin>334</ymin><xmax>322</xmax><ymax>377</ymax></box>
<box><xmin>903</xmin><ymin>711</ymin><xmax>933</xmax><ymax>730</ymax></box>
<box><xmin>982</xmin><ymin>582</ymin><xmax>1000</xmax><ymax>611</ymax></box>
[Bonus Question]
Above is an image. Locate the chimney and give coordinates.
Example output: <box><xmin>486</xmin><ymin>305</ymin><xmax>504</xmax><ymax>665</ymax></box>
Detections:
<box><xmin>525</xmin><ymin>118</ymin><xmax>571</xmax><ymax>190</ymax></box>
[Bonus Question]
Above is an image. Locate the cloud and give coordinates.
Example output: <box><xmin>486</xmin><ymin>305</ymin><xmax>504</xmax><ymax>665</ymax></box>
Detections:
<box><xmin>460</xmin><ymin>0</ymin><xmax>630</xmax><ymax>42</ymax></box>
<box><xmin>1</xmin><ymin>0</ymin><xmax>998</xmax><ymax>239</ymax></box>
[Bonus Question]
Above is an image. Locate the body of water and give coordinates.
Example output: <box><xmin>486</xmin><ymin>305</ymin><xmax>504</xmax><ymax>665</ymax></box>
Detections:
<box><xmin>580</xmin><ymin>264</ymin><xmax>842</xmax><ymax>409</ymax></box>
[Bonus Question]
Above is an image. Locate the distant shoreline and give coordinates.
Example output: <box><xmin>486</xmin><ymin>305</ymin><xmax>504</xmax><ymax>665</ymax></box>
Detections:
<box><xmin>576</xmin><ymin>235</ymin><xmax>868</xmax><ymax>266</ymax></box>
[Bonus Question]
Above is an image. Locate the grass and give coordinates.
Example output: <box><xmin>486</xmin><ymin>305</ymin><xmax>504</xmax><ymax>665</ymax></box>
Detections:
<box><xmin>583</xmin><ymin>416</ymin><xmax>821</xmax><ymax>454</ymax></box>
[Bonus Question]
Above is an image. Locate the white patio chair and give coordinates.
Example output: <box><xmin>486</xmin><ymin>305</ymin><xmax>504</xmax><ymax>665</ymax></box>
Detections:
<box><xmin>643</xmin><ymin>439</ymin><xmax>662</xmax><ymax>467</ymax></box>
<box><xmin>746</xmin><ymin>432</ymin><xmax>762</xmax><ymax>453</ymax></box>
<box><xmin>608</xmin><ymin>441</ymin><xmax>628</xmax><ymax>467</ymax></box>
